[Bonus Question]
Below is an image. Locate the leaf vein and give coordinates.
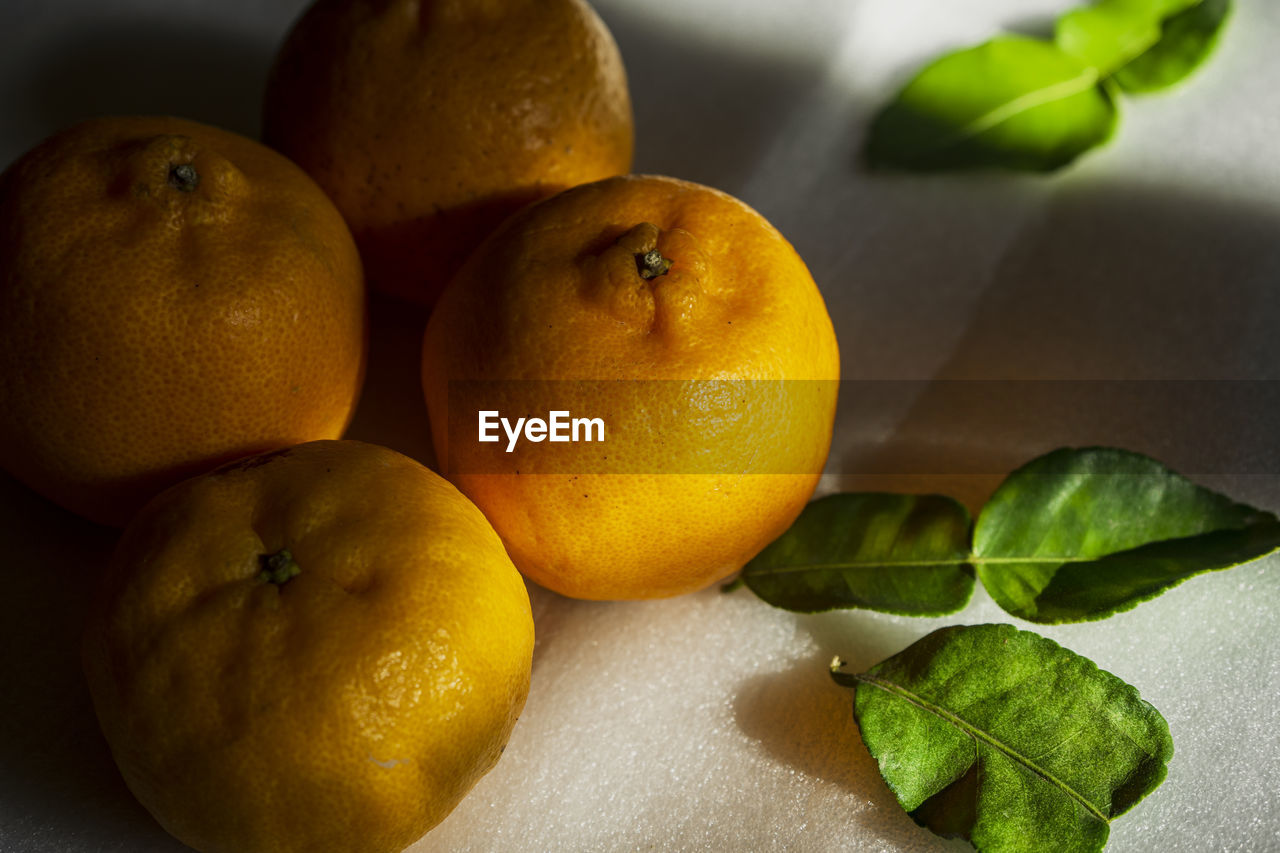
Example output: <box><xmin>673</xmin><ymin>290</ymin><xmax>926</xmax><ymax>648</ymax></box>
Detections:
<box><xmin>936</xmin><ymin>67</ymin><xmax>1101</xmax><ymax>152</ymax></box>
<box><xmin>853</xmin><ymin>672</ymin><xmax>1110</xmax><ymax>824</ymax></box>
<box><xmin>748</xmin><ymin>555</ymin><xmax>1098</xmax><ymax>576</ymax></box>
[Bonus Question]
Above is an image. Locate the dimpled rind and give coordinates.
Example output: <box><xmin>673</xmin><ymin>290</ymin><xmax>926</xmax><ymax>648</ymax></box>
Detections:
<box><xmin>263</xmin><ymin>0</ymin><xmax>634</xmax><ymax>306</ymax></box>
<box><xmin>0</xmin><ymin>116</ymin><xmax>367</xmax><ymax>526</ymax></box>
<box><xmin>82</xmin><ymin>439</ymin><xmax>535</xmax><ymax>853</ymax></box>
<box><xmin>421</xmin><ymin>174</ymin><xmax>841</xmax><ymax>600</ymax></box>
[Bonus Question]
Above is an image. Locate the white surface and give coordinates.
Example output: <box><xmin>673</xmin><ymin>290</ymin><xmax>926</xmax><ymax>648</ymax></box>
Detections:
<box><xmin>1</xmin><ymin>1</ymin><xmax>1278</xmax><ymax>851</ymax></box>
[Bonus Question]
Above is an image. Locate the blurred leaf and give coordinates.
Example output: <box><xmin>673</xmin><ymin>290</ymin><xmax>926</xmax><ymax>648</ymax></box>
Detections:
<box><xmin>1055</xmin><ymin>0</ymin><xmax>1200</xmax><ymax>74</ymax></box>
<box><xmin>1113</xmin><ymin>0</ymin><xmax>1232</xmax><ymax>92</ymax></box>
<box><xmin>974</xmin><ymin>447</ymin><xmax>1280</xmax><ymax>623</ymax></box>
<box><xmin>865</xmin><ymin>36</ymin><xmax>1117</xmax><ymax>172</ymax></box>
<box><xmin>738</xmin><ymin>493</ymin><xmax>973</xmax><ymax>615</ymax></box>
<box><xmin>833</xmin><ymin>624</ymin><xmax>1174</xmax><ymax>852</ymax></box>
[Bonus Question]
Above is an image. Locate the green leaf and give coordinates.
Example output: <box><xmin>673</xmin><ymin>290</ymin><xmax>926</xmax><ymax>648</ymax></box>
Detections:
<box><xmin>1055</xmin><ymin>0</ymin><xmax>1200</xmax><ymax>75</ymax></box>
<box><xmin>1113</xmin><ymin>0</ymin><xmax>1232</xmax><ymax>93</ymax></box>
<box><xmin>974</xmin><ymin>447</ymin><xmax>1280</xmax><ymax>623</ymax></box>
<box><xmin>865</xmin><ymin>36</ymin><xmax>1117</xmax><ymax>172</ymax></box>
<box><xmin>738</xmin><ymin>493</ymin><xmax>974</xmax><ymax>615</ymax></box>
<box><xmin>833</xmin><ymin>624</ymin><xmax>1174</xmax><ymax>852</ymax></box>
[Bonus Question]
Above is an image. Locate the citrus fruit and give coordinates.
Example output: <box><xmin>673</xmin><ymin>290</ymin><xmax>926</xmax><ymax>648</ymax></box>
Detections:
<box><xmin>421</xmin><ymin>174</ymin><xmax>840</xmax><ymax>600</ymax></box>
<box><xmin>82</xmin><ymin>439</ymin><xmax>534</xmax><ymax>853</ymax></box>
<box><xmin>262</xmin><ymin>0</ymin><xmax>634</xmax><ymax>308</ymax></box>
<box><xmin>0</xmin><ymin>116</ymin><xmax>367</xmax><ymax>527</ymax></box>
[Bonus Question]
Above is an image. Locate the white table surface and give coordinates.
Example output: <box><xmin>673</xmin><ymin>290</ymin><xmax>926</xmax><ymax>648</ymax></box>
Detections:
<box><xmin>1</xmin><ymin>1</ymin><xmax>1277</xmax><ymax>851</ymax></box>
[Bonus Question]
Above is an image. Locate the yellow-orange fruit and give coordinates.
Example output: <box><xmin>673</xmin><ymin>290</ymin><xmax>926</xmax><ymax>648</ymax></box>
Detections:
<box><xmin>422</xmin><ymin>174</ymin><xmax>840</xmax><ymax>600</ymax></box>
<box><xmin>263</xmin><ymin>0</ymin><xmax>635</xmax><ymax>307</ymax></box>
<box><xmin>0</xmin><ymin>116</ymin><xmax>367</xmax><ymax>526</ymax></box>
<box><xmin>83</xmin><ymin>439</ymin><xmax>534</xmax><ymax>853</ymax></box>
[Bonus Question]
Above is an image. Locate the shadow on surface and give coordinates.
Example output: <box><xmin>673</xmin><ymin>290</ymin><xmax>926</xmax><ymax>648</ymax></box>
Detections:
<box><xmin>731</xmin><ymin>648</ymin><xmax>967</xmax><ymax>852</ymax></box>
<box><xmin>344</xmin><ymin>292</ymin><xmax>437</xmax><ymax>470</ymax></box>
<box><xmin>12</xmin><ymin>16</ymin><xmax>279</xmax><ymax>146</ymax></box>
<box><xmin>593</xmin><ymin>1</ymin><xmax>841</xmax><ymax>196</ymax></box>
<box><xmin>0</xmin><ymin>473</ymin><xmax>184</xmax><ymax>851</ymax></box>
<box><xmin>732</xmin><ymin>652</ymin><xmax>873</xmax><ymax>797</ymax></box>
<box><xmin>931</xmin><ymin>183</ymin><xmax>1280</xmax><ymax>382</ymax></box>
<box><xmin>1001</xmin><ymin>14</ymin><xmax>1058</xmax><ymax>40</ymax></box>
<box><xmin>830</xmin><ymin>182</ymin><xmax>1280</xmax><ymax>505</ymax></box>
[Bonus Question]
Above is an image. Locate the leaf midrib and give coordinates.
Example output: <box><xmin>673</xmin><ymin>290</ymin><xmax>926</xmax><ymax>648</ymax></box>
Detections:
<box><xmin>915</xmin><ymin>66</ymin><xmax>1101</xmax><ymax>158</ymax></box>
<box><xmin>855</xmin><ymin>672</ymin><xmax>1110</xmax><ymax>824</ymax></box>
<box><xmin>749</xmin><ymin>520</ymin><xmax>1280</xmax><ymax>577</ymax></box>
<box><xmin>750</xmin><ymin>555</ymin><xmax>1090</xmax><ymax>575</ymax></box>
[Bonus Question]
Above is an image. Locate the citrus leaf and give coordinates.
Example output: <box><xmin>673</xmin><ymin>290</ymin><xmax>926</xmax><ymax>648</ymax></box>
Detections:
<box><xmin>833</xmin><ymin>624</ymin><xmax>1174</xmax><ymax>852</ymax></box>
<box><xmin>738</xmin><ymin>493</ymin><xmax>973</xmax><ymax>615</ymax></box>
<box><xmin>1113</xmin><ymin>0</ymin><xmax>1232</xmax><ymax>93</ymax></box>
<box><xmin>1055</xmin><ymin>0</ymin><xmax>1200</xmax><ymax>75</ymax></box>
<box><xmin>974</xmin><ymin>447</ymin><xmax>1280</xmax><ymax>623</ymax></box>
<box><xmin>865</xmin><ymin>36</ymin><xmax>1117</xmax><ymax>172</ymax></box>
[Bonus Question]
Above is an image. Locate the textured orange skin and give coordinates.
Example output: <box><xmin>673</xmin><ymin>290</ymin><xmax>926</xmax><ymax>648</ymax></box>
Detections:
<box><xmin>262</xmin><ymin>0</ymin><xmax>634</xmax><ymax>308</ymax></box>
<box><xmin>0</xmin><ymin>117</ymin><xmax>367</xmax><ymax>527</ymax></box>
<box><xmin>82</xmin><ymin>440</ymin><xmax>534</xmax><ymax>853</ymax></box>
<box><xmin>422</xmin><ymin>175</ymin><xmax>840</xmax><ymax>600</ymax></box>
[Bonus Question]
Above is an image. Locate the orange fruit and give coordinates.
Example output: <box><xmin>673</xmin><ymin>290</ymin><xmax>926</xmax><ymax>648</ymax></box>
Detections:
<box><xmin>262</xmin><ymin>0</ymin><xmax>634</xmax><ymax>308</ymax></box>
<box><xmin>0</xmin><ymin>116</ymin><xmax>367</xmax><ymax>527</ymax></box>
<box><xmin>422</xmin><ymin>175</ymin><xmax>840</xmax><ymax>600</ymax></box>
<box><xmin>82</xmin><ymin>439</ymin><xmax>534</xmax><ymax>853</ymax></box>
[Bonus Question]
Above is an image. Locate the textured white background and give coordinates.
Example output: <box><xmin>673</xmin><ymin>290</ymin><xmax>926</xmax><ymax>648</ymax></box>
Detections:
<box><xmin>0</xmin><ymin>1</ymin><xmax>1277</xmax><ymax>851</ymax></box>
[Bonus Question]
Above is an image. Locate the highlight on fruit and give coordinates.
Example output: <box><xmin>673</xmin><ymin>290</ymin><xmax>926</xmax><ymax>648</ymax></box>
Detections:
<box><xmin>422</xmin><ymin>174</ymin><xmax>840</xmax><ymax>600</ymax></box>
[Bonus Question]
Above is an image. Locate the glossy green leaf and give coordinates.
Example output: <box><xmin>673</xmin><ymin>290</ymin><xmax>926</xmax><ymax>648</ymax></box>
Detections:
<box><xmin>865</xmin><ymin>36</ymin><xmax>1117</xmax><ymax>172</ymax></box>
<box><xmin>833</xmin><ymin>624</ymin><xmax>1173</xmax><ymax>852</ymax></box>
<box><xmin>738</xmin><ymin>493</ymin><xmax>973</xmax><ymax>615</ymax></box>
<box><xmin>974</xmin><ymin>447</ymin><xmax>1280</xmax><ymax>623</ymax></box>
<box><xmin>1055</xmin><ymin>0</ymin><xmax>1199</xmax><ymax>74</ymax></box>
<box><xmin>1113</xmin><ymin>0</ymin><xmax>1232</xmax><ymax>93</ymax></box>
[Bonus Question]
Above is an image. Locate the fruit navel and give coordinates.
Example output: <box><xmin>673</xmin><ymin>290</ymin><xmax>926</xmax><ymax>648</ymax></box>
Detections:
<box><xmin>637</xmin><ymin>249</ymin><xmax>672</xmax><ymax>280</ymax></box>
<box><xmin>258</xmin><ymin>548</ymin><xmax>301</xmax><ymax>585</ymax></box>
<box><xmin>167</xmin><ymin>163</ymin><xmax>200</xmax><ymax>193</ymax></box>
<box><xmin>582</xmin><ymin>222</ymin><xmax>710</xmax><ymax>332</ymax></box>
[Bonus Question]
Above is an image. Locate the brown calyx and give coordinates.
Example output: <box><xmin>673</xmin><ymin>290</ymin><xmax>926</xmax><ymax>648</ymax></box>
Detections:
<box><xmin>168</xmin><ymin>163</ymin><xmax>200</xmax><ymax>193</ymax></box>
<box><xmin>636</xmin><ymin>249</ymin><xmax>672</xmax><ymax>280</ymax></box>
<box><xmin>258</xmin><ymin>548</ymin><xmax>301</xmax><ymax>585</ymax></box>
